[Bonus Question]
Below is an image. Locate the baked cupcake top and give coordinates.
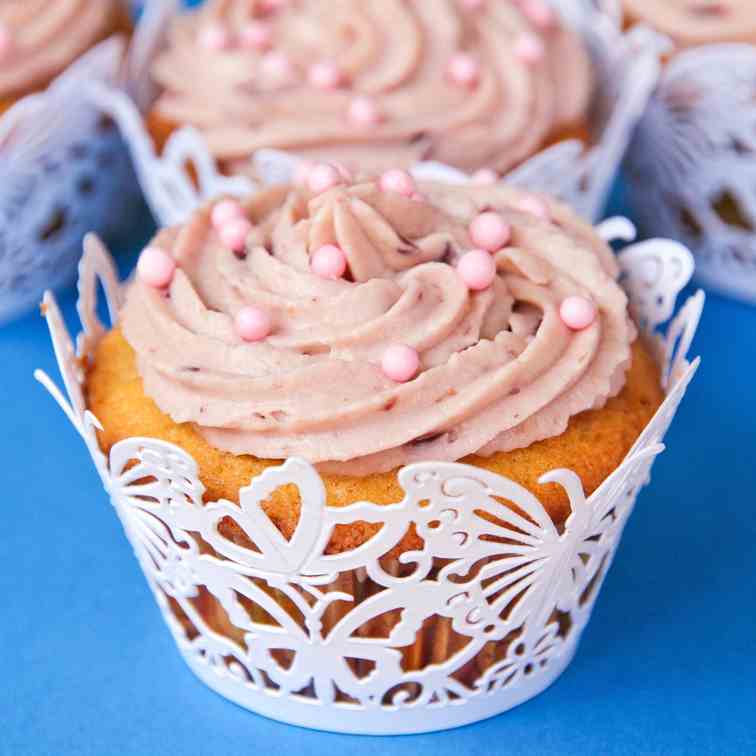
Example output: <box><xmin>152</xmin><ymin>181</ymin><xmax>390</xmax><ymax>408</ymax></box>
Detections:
<box><xmin>151</xmin><ymin>0</ymin><xmax>593</xmax><ymax>175</ymax></box>
<box><xmin>0</xmin><ymin>1</ymin><xmax>121</xmax><ymax>100</ymax></box>
<box><xmin>623</xmin><ymin>1</ymin><xmax>756</xmax><ymax>47</ymax></box>
<box><xmin>121</xmin><ymin>168</ymin><xmax>634</xmax><ymax>475</ymax></box>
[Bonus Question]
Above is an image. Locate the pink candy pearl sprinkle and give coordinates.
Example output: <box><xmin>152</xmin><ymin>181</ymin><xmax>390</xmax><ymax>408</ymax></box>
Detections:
<box><xmin>472</xmin><ymin>168</ymin><xmax>498</xmax><ymax>185</ymax></box>
<box><xmin>520</xmin><ymin>0</ymin><xmax>554</xmax><ymax>28</ymax></box>
<box><xmin>515</xmin><ymin>194</ymin><xmax>550</xmax><ymax>220</ymax></box>
<box><xmin>137</xmin><ymin>247</ymin><xmax>175</xmax><ymax>289</ymax></box>
<box><xmin>235</xmin><ymin>307</ymin><xmax>272</xmax><ymax>342</ymax></box>
<box><xmin>379</xmin><ymin>169</ymin><xmax>416</xmax><ymax>197</ymax></box>
<box><xmin>308</xmin><ymin>61</ymin><xmax>344</xmax><ymax>90</ymax></box>
<box><xmin>560</xmin><ymin>296</ymin><xmax>596</xmax><ymax>331</ymax></box>
<box><xmin>469</xmin><ymin>212</ymin><xmax>511</xmax><ymax>252</ymax></box>
<box><xmin>307</xmin><ymin>162</ymin><xmax>343</xmax><ymax>194</ymax></box>
<box><xmin>198</xmin><ymin>24</ymin><xmax>230</xmax><ymax>51</ymax></box>
<box><xmin>457</xmin><ymin>249</ymin><xmax>497</xmax><ymax>291</ymax></box>
<box><xmin>220</xmin><ymin>218</ymin><xmax>253</xmax><ymax>252</ymax></box>
<box><xmin>0</xmin><ymin>24</ymin><xmax>14</xmax><ymax>60</ymax></box>
<box><xmin>447</xmin><ymin>53</ymin><xmax>480</xmax><ymax>87</ymax></box>
<box><xmin>515</xmin><ymin>34</ymin><xmax>545</xmax><ymax>64</ymax></box>
<box><xmin>211</xmin><ymin>199</ymin><xmax>245</xmax><ymax>228</ymax></box>
<box><xmin>240</xmin><ymin>21</ymin><xmax>272</xmax><ymax>50</ymax></box>
<box><xmin>459</xmin><ymin>0</ymin><xmax>486</xmax><ymax>10</ymax></box>
<box><xmin>311</xmin><ymin>244</ymin><xmax>348</xmax><ymax>279</ymax></box>
<box><xmin>261</xmin><ymin>51</ymin><xmax>293</xmax><ymax>80</ymax></box>
<box><xmin>348</xmin><ymin>96</ymin><xmax>383</xmax><ymax>126</ymax></box>
<box><xmin>381</xmin><ymin>344</ymin><xmax>420</xmax><ymax>383</ymax></box>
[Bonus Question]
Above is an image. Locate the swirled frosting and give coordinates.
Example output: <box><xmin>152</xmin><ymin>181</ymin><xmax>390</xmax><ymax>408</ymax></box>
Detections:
<box><xmin>151</xmin><ymin>0</ymin><xmax>593</xmax><ymax>175</ymax></box>
<box><xmin>623</xmin><ymin>1</ymin><xmax>756</xmax><ymax>47</ymax></box>
<box><xmin>0</xmin><ymin>1</ymin><xmax>121</xmax><ymax>99</ymax></box>
<box><xmin>121</xmin><ymin>178</ymin><xmax>635</xmax><ymax>475</ymax></box>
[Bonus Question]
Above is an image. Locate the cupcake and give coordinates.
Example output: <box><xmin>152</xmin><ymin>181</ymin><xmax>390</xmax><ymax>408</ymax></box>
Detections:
<box><xmin>40</xmin><ymin>167</ymin><xmax>702</xmax><ymax>732</ymax></box>
<box><xmin>622</xmin><ymin>1</ymin><xmax>756</xmax><ymax>48</ymax></box>
<box><xmin>621</xmin><ymin>2</ymin><xmax>756</xmax><ymax>302</ymax></box>
<box><xmin>0</xmin><ymin>0</ymin><xmax>131</xmax><ymax>115</ymax></box>
<box><xmin>147</xmin><ymin>0</ymin><xmax>593</xmax><ymax>178</ymax></box>
<box><xmin>0</xmin><ymin>1</ymin><xmax>158</xmax><ymax>325</ymax></box>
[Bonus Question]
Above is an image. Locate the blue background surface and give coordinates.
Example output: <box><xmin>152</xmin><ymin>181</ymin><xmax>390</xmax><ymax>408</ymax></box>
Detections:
<box><xmin>2</xmin><ymin>0</ymin><xmax>756</xmax><ymax>748</ymax></box>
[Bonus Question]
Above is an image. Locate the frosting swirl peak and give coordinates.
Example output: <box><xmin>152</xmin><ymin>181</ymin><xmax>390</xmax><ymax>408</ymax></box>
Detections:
<box><xmin>0</xmin><ymin>1</ymin><xmax>121</xmax><ymax>99</ymax></box>
<box><xmin>121</xmin><ymin>177</ymin><xmax>635</xmax><ymax>475</ymax></box>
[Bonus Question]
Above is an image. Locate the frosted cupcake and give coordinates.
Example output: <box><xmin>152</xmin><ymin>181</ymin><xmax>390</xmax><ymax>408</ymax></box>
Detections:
<box><xmin>148</xmin><ymin>0</ymin><xmax>593</xmax><ymax>178</ymax></box>
<box><xmin>38</xmin><ymin>163</ymin><xmax>702</xmax><ymax>732</ymax></box>
<box><xmin>0</xmin><ymin>0</ymin><xmax>131</xmax><ymax>115</ymax></box>
<box><xmin>88</xmin><ymin>166</ymin><xmax>661</xmax><ymax>550</ymax></box>
<box><xmin>622</xmin><ymin>1</ymin><xmax>756</xmax><ymax>48</ymax></box>
<box><xmin>621</xmin><ymin>1</ymin><xmax>756</xmax><ymax>302</ymax></box>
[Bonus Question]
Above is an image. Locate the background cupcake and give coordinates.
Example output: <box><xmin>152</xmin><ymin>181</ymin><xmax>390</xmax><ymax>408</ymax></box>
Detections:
<box><xmin>621</xmin><ymin>1</ymin><xmax>756</xmax><ymax>48</ymax></box>
<box><xmin>0</xmin><ymin>1</ymin><xmax>172</xmax><ymax>325</ymax></box>
<box><xmin>0</xmin><ymin>0</ymin><xmax>131</xmax><ymax>113</ymax></box>
<box><xmin>37</xmin><ymin>167</ymin><xmax>702</xmax><ymax>732</ymax></box>
<box><xmin>148</xmin><ymin>0</ymin><xmax>593</xmax><ymax>179</ymax></box>
<box><xmin>621</xmin><ymin>2</ymin><xmax>756</xmax><ymax>303</ymax></box>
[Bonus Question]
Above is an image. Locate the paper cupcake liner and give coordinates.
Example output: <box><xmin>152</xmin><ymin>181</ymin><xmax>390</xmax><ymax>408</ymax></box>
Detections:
<box><xmin>0</xmin><ymin>0</ymin><xmax>177</xmax><ymax>325</ymax></box>
<box><xmin>90</xmin><ymin>2</ymin><xmax>664</xmax><ymax>228</ymax></box>
<box><xmin>624</xmin><ymin>43</ymin><xmax>756</xmax><ymax>304</ymax></box>
<box><xmin>35</xmin><ymin>225</ymin><xmax>703</xmax><ymax>735</ymax></box>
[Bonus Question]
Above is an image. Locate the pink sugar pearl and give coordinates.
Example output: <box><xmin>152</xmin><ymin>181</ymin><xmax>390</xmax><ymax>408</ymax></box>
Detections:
<box><xmin>380</xmin><ymin>169</ymin><xmax>416</xmax><ymax>197</ymax></box>
<box><xmin>0</xmin><ymin>24</ymin><xmax>14</xmax><ymax>60</ymax></box>
<box><xmin>348</xmin><ymin>96</ymin><xmax>384</xmax><ymax>126</ymax></box>
<box><xmin>381</xmin><ymin>344</ymin><xmax>420</xmax><ymax>383</ymax></box>
<box><xmin>560</xmin><ymin>296</ymin><xmax>597</xmax><ymax>331</ymax></box>
<box><xmin>457</xmin><ymin>249</ymin><xmax>497</xmax><ymax>291</ymax></box>
<box><xmin>220</xmin><ymin>218</ymin><xmax>253</xmax><ymax>252</ymax></box>
<box><xmin>447</xmin><ymin>52</ymin><xmax>480</xmax><ymax>87</ymax></box>
<box><xmin>261</xmin><ymin>51</ymin><xmax>294</xmax><ymax>80</ymax></box>
<box><xmin>239</xmin><ymin>21</ymin><xmax>272</xmax><ymax>50</ymax></box>
<box><xmin>469</xmin><ymin>212</ymin><xmax>511</xmax><ymax>252</ymax></box>
<box><xmin>515</xmin><ymin>33</ymin><xmax>545</xmax><ymax>64</ymax></box>
<box><xmin>308</xmin><ymin>61</ymin><xmax>344</xmax><ymax>90</ymax></box>
<box><xmin>294</xmin><ymin>160</ymin><xmax>314</xmax><ymax>186</ymax></box>
<box><xmin>235</xmin><ymin>307</ymin><xmax>272</xmax><ymax>342</ymax></box>
<box><xmin>459</xmin><ymin>0</ymin><xmax>486</xmax><ymax>10</ymax></box>
<box><xmin>520</xmin><ymin>0</ymin><xmax>554</xmax><ymax>28</ymax></box>
<box><xmin>472</xmin><ymin>168</ymin><xmax>498</xmax><ymax>185</ymax></box>
<box><xmin>198</xmin><ymin>24</ymin><xmax>230</xmax><ymax>51</ymax></box>
<box><xmin>211</xmin><ymin>199</ymin><xmax>245</xmax><ymax>229</ymax></box>
<box><xmin>137</xmin><ymin>246</ymin><xmax>175</xmax><ymax>289</ymax></box>
<box><xmin>261</xmin><ymin>0</ymin><xmax>287</xmax><ymax>11</ymax></box>
<box><xmin>515</xmin><ymin>194</ymin><xmax>550</xmax><ymax>220</ymax></box>
<box><xmin>307</xmin><ymin>162</ymin><xmax>343</xmax><ymax>194</ymax></box>
<box><xmin>334</xmin><ymin>162</ymin><xmax>353</xmax><ymax>183</ymax></box>
<box><xmin>311</xmin><ymin>244</ymin><xmax>348</xmax><ymax>279</ymax></box>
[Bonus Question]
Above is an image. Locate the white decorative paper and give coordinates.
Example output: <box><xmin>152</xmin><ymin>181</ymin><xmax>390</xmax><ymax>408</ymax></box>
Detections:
<box><xmin>35</xmin><ymin>229</ymin><xmax>703</xmax><ymax>735</ymax></box>
<box><xmin>95</xmin><ymin>3</ymin><xmax>665</xmax><ymax>228</ymax></box>
<box><xmin>0</xmin><ymin>0</ymin><xmax>173</xmax><ymax>325</ymax></box>
<box><xmin>625</xmin><ymin>43</ymin><xmax>756</xmax><ymax>304</ymax></box>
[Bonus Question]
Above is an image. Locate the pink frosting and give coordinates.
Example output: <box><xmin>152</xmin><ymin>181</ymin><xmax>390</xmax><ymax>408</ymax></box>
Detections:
<box><xmin>0</xmin><ymin>1</ymin><xmax>120</xmax><ymax>99</ymax></box>
<box><xmin>151</xmin><ymin>0</ymin><xmax>593</xmax><ymax>175</ymax></box>
<box><xmin>623</xmin><ymin>1</ymin><xmax>756</xmax><ymax>47</ymax></box>
<box><xmin>120</xmin><ymin>179</ymin><xmax>635</xmax><ymax>476</ymax></box>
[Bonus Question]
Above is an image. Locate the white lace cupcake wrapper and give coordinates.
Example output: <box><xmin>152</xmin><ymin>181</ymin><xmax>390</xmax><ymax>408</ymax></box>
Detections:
<box><xmin>92</xmin><ymin>2</ymin><xmax>665</xmax><ymax>229</ymax></box>
<box><xmin>624</xmin><ymin>43</ymin><xmax>756</xmax><ymax>304</ymax></box>
<box><xmin>33</xmin><ymin>226</ymin><xmax>703</xmax><ymax>735</ymax></box>
<box><xmin>0</xmin><ymin>0</ymin><xmax>177</xmax><ymax>325</ymax></box>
